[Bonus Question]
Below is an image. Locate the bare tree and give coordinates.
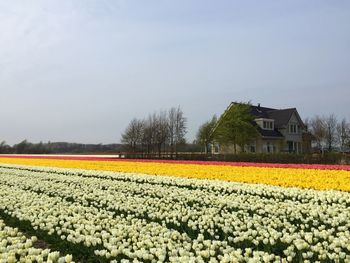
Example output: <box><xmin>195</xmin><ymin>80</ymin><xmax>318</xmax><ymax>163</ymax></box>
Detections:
<box><xmin>141</xmin><ymin>115</ymin><xmax>157</xmax><ymax>154</ymax></box>
<box><xmin>121</xmin><ymin>118</ymin><xmax>144</xmax><ymax>152</ymax></box>
<box><xmin>309</xmin><ymin>115</ymin><xmax>327</xmax><ymax>152</ymax></box>
<box><xmin>337</xmin><ymin>118</ymin><xmax>350</xmax><ymax>153</ymax></box>
<box><xmin>168</xmin><ymin>106</ymin><xmax>187</xmax><ymax>157</ymax></box>
<box><xmin>121</xmin><ymin>106</ymin><xmax>187</xmax><ymax>157</ymax></box>
<box><xmin>168</xmin><ymin>107</ymin><xmax>176</xmax><ymax>157</ymax></box>
<box><xmin>324</xmin><ymin>114</ymin><xmax>338</xmax><ymax>151</ymax></box>
<box><xmin>304</xmin><ymin>118</ymin><xmax>310</xmax><ymax>132</ymax></box>
<box><xmin>153</xmin><ymin>110</ymin><xmax>169</xmax><ymax>157</ymax></box>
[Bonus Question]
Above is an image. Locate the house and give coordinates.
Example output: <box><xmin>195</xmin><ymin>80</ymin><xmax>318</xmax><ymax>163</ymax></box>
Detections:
<box><xmin>213</xmin><ymin>102</ymin><xmax>311</xmax><ymax>154</ymax></box>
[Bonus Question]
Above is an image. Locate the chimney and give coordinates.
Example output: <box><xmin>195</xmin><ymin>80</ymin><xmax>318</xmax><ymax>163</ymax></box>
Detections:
<box><xmin>258</xmin><ymin>103</ymin><xmax>261</xmax><ymax>109</ymax></box>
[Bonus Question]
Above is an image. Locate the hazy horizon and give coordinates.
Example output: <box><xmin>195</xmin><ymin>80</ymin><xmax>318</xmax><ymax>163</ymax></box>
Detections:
<box><xmin>1</xmin><ymin>1</ymin><xmax>349</xmax><ymax>145</ymax></box>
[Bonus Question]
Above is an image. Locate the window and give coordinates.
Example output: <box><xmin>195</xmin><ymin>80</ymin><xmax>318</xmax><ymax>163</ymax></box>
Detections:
<box><xmin>266</xmin><ymin>142</ymin><xmax>271</xmax><ymax>153</ymax></box>
<box><xmin>287</xmin><ymin>141</ymin><xmax>301</xmax><ymax>153</ymax></box>
<box><xmin>247</xmin><ymin>142</ymin><xmax>256</xmax><ymax>153</ymax></box>
<box><xmin>263</xmin><ymin>142</ymin><xmax>275</xmax><ymax>153</ymax></box>
<box><xmin>289</xmin><ymin>124</ymin><xmax>297</xmax><ymax>133</ymax></box>
<box><xmin>263</xmin><ymin>121</ymin><xmax>273</xmax><ymax>130</ymax></box>
<box><xmin>273</xmin><ymin>145</ymin><xmax>277</xmax><ymax>152</ymax></box>
<box><xmin>214</xmin><ymin>145</ymin><xmax>219</xmax><ymax>153</ymax></box>
<box><xmin>250</xmin><ymin>145</ymin><xmax>256</xmax><ymax>153</ymax></box>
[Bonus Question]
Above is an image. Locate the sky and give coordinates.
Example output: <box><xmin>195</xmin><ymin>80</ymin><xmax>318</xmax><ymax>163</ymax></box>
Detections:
<box><xmin>1</xmin><ymin>0</ymin><xmax>349</xmax><ymax>145</ymax></box>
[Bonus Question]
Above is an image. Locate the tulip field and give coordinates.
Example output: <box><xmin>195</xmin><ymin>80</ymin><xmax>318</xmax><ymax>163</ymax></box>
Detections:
<box><xmin>0</xmin><ymin>156</ymin><xmax>349</xmax><ymax>262</ymax></box>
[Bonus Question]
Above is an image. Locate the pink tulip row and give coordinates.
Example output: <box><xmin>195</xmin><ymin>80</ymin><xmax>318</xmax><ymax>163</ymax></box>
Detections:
<box><xmin>1</xmin><ymin>154</ymin><xmax>349</xmax><ymax>171</ymax></box>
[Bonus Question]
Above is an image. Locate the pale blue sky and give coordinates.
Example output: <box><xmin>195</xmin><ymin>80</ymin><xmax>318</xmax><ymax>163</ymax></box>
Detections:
<box><xmin>1</xmin><ymin>1</ymin><xmax>349</xmax><ymax>145</ymax></box>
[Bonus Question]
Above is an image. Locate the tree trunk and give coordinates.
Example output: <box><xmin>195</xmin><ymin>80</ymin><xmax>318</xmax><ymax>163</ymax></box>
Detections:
<box><xmin>174</xmin><ymin>143</ymin><xmax>178</xmax><ymax>158</ymax></box>
<box><xmin>170</xmin><ymin>143</ymin><xmax>174</xmax><ymax>159</ymax></box>
<box><xmin>158</xmin><ymin>144</ymin><xmax>162</xmax><ymax>158</ymax></box>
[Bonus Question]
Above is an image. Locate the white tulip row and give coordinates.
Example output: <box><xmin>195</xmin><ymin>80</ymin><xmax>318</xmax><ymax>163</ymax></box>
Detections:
<box><xmin>0</xmin><ymin>184</ymin><xmax>278</xmax><ymax>262</ymax></box>
<box><xmin>4</xmin><ymin>163</ymin><xmax>348</xmax><ymax>207</ymax></box>
<box><xmin>0</xmin><ymin>219</ymin><xmax>73</xmax><ymax>263</ymax></box>
<box><xmin>0</xmin><ymin>164</ymin><xmax>349</xmax><ymax>262</ymax></box>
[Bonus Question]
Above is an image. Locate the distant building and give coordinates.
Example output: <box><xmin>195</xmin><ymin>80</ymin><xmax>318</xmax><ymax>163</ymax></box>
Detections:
<box><xmin>213</xmin><ymin>102</ymin><xmax>312</xmax><ymax>154</ymax></box>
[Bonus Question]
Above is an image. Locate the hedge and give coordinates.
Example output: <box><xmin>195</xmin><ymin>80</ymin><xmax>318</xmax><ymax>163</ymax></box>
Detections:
<box><xmin>123</xmin><ymin>152</ymin><xmax>350</xmax><ymax>165</ymax></box>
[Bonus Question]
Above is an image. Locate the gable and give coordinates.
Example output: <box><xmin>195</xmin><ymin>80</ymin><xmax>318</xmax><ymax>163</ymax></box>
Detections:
<box><xmin>287</xmin><ymin>111</ymin><xmax>305</xmax><ymax>129</ymax></box>
<box><xmin>289</xmin><ymin>112</ymin><xmax>299</xmax><ymax>123</ymax></box>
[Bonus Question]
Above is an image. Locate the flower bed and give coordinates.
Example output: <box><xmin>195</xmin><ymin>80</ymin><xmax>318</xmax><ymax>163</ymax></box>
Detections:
<box><xmin>0</xmin><ymin>156</ymin><xmax>349</xmax><ymax>191</ymax></box>
<box><xmin>1</xmin><ymin>154</ymin><xmax>350</xmax><ymax>170</ymax></box>
<box><xmin>0</xmin><ymin>164</ymin><xmax>349</xmax><ymax>262</ymax></box>
<box><xmin>0</xmin><ymin>218</ymin><xmax>73</xmax><ymax>262</ymax></box>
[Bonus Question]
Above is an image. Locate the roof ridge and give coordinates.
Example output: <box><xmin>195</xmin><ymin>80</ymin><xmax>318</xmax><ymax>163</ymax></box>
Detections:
<box><xmin>267</xmin><ymin>107</ymin><xmax>296</xmax><ymax>112</ymax></box>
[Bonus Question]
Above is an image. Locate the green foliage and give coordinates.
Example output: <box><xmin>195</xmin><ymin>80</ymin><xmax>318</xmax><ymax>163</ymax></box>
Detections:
<box><xmin>196</xmin><ymin>115</ymin><xmax>217</xmax><ymax>153</ymax></box>
<box><xmin>214</xmin><ymin>102</ymin><xmax>258</xmax><ymax>153</ymax></box>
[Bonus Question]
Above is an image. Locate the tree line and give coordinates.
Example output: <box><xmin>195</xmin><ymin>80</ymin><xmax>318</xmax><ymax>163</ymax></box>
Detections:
<box><xmin>0</xmin><ymin>140</ymin><xmax>122</xmax><ymax>154</ymax></box>
<box><xmin>306</xmin><ymin>115</ymin><xmax>350</xmax><ymax>153</ymax></box>
<box><xmin>2</xmin><ymin>104</ymin><xmax>349</xmax><ymax>156</ymax></box>
<box><xmin>121</xmin><ymin>106</ymin><xmax>187</xmax><ymax>157</ymax></box>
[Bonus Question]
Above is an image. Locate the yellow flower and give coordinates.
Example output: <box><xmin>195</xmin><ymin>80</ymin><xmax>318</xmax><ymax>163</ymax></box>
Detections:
<box><xmin>1</xmin><ymin>157</ymin><xmax>349</xmax><ymax>191</ymax></box>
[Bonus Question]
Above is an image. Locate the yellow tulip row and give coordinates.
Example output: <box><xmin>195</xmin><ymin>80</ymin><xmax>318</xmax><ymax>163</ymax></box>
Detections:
<box><xmin>0</xmin><ymin>157</ymin><xmax>349</xmax><ymax>192</ymax></box>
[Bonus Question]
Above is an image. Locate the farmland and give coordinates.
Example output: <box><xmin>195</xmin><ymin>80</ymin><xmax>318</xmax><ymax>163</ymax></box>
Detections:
<box><xmin>0</xmin><ymin>156</ymin><xmax>349</xmax><ymax>262</ymax></box>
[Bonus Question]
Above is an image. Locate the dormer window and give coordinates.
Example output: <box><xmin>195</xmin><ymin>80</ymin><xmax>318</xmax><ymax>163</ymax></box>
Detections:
<box><xmin>263</xmin><ymin>121</ymin><xmax>273</xmax><ymax>130</ymax></box>
<box><xmin>255</xmin><ymin>118</ymin><xmax>274</xmax><ymax>130</ymax></box>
